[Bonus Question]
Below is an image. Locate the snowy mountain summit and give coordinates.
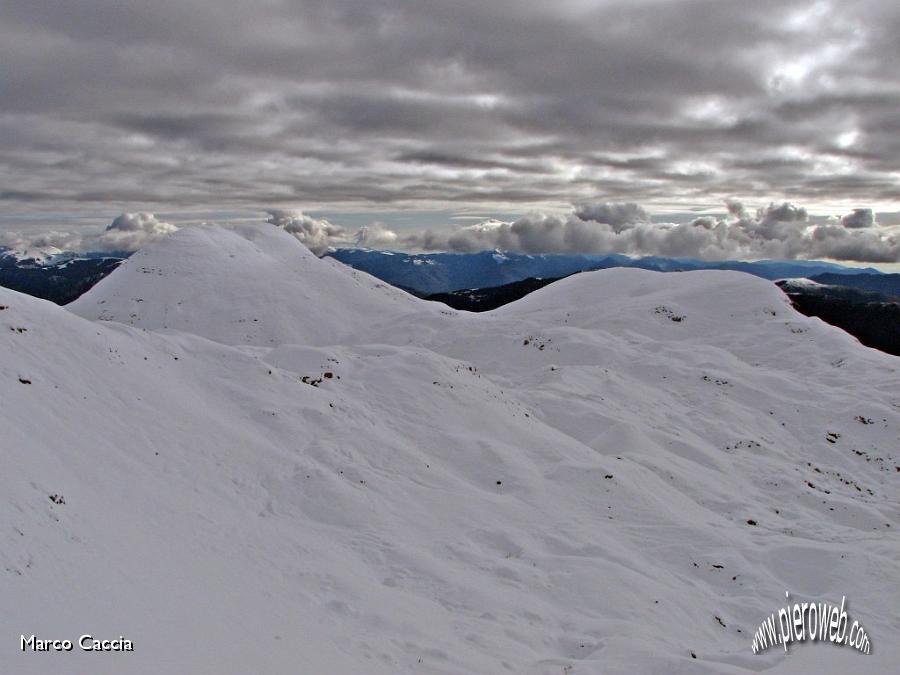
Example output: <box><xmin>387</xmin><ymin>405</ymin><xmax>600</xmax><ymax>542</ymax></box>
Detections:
<box><xmin>3</xmin><ymin>224</ymin><xmax>899</xmax><ymax>674</ymax></box>
<box><xmin>69</xmin><ymin>224</ymin><xmax>433</xmax><ymax>346</ymax></box>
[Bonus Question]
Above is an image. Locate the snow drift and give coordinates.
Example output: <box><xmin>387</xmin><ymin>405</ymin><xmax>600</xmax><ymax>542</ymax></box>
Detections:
<box><xmin>3</xmin><ymin>224</ymin><xmax>899</xmax><ymax>674</ymax></box>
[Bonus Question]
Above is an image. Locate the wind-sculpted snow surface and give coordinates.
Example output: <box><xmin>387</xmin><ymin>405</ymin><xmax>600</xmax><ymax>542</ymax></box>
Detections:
<box><xmin>3</xmin><ymin>225</ymin><xmax>899</xmax><ymax>674</ymax></box>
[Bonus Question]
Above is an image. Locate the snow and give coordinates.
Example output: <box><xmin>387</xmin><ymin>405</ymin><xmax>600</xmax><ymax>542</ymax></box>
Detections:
<box><xmin>68</xmin><ymin>224</ymin><xmax>436</xmax><ymax>347</ymax></box>
<box><xmin>3</xmin><ymin>224</ymin><xmax>899</xmax><ymax>674</ymax></box>
<box><xmin>776</xmin><ymin>277</ymin><xmax>825</xmax><ymax>288</ymax></box>
<box><xmin>0</xmin><ymin>246</ymin><xmax>65</xmax><ymax>264</ymax></box>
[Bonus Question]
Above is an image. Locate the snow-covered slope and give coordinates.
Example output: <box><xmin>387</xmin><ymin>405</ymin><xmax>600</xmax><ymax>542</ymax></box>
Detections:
<box><xmin>69</xmin><ymin>224</ymin><xmax>433</xmax><ymax>346</ymax></box>
<box><xmin>3</xmin><ymin>225</ymin><xmax>899</xmax><ymax>674</ymax></box>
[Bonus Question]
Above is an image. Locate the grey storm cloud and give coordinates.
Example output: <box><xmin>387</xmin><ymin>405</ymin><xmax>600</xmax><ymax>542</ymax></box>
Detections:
<box><xmin>573</xmin><ymin>203</ymin><xmax>650</xmax><ymax>233</ymax></box>
<box><xmin>2</xmin><ymin>0</ymin><xmax>900</xmax><ymax>269</ymax></box>
<box><xmin>840</xmin><ymin>208</ymin><xmax>876</xmax><ymax>229</ymax></box>
<box><xmin>2</xmin><ymin>0</ymin><xmax>900</xmax><ymax>221</ymax></box>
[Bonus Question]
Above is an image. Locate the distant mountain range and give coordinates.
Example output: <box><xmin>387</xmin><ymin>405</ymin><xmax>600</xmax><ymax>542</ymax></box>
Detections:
<box><xmin>324</xmin><ymin>249</ymin><xmax>632</xmax><ymax>295</ymax></box>
<box><xmin>325</xmin><ymin>248</ymin><xmax>880</xmax><ymax>294</ymax></box>
<box><xmin>809</xmin><ymin>272</ymin><xmax>900</xmax><ymax>299</ymax></box>
<box><xmin>0</xmin><ymin>248</ymin><xmax>127</xmax><ymax>305</ymax></box>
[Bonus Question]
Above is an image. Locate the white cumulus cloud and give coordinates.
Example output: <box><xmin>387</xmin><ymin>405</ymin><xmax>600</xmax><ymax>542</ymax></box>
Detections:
<box><xmin>1</xmin><ymin>212</ymin><xmax>178</xmax><ymax>256</ymax></box>
<box><xmin>355</xmin><ymin>222</ymin><xmax>399</xmax><ymax>248</ymax></box>
<box><xmin>265</xmin><ymin>209</ymin><xmax>348</xmax><ymax>255</ymax></box>
<box><xmin>89</xmin><ymin>212</ymin><xmax>179</xmax><ymax>252</ymax></box>
<box><xmin>397</xmin><ymin>201</ymin><xmax>900</xmax><ymax>263</ymax></box>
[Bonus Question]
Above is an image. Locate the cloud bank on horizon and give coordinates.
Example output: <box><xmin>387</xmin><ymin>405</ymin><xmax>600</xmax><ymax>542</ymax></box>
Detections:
<box><xmin>0</xmin><ymin>212</ymin><xmax>177</xmax><ymax>254</ymax></box>
<box><xmin>3</xmin><ymin>201</ymin><xmax>899</xmax><ymax>262</ymax></box>
<box><xmin>278</xmin><ymin>200</ymin><xmax>900</xmax><ymax>262</ymax></box>
<box><xmin>2</xmin><ymin>0</ymin><xmax>900</xmax><ymax>222</ymax></box>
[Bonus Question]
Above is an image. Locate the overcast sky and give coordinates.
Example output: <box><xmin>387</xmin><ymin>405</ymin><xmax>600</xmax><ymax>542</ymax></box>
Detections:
<box><xmin>1</xmin><ymin>0</ymin><xmax>899</xmax><ymax>263</ymax></box>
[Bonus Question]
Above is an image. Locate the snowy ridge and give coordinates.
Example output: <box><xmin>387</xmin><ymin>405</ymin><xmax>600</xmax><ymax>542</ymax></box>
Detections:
<box><xmin>3</xmin><ymin>224</ymin><xmax>899</xmax><ymax>674</ymax></box>
<box><xmin>69</xmin><ymin>224</ymin><xmax>434</xmax><ymax>346</ymax></box>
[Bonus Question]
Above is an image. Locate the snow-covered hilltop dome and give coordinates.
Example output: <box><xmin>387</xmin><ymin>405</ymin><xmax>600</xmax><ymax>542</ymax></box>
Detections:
<box><xmin>3</xmin><ymin>223</ymin><xmax>899</xmax><ymax>674</ymax></box>
<box><xmin>69</xmin><ymin>223</ymin><xmax>434</xmax><ymax>346</ymax></box>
